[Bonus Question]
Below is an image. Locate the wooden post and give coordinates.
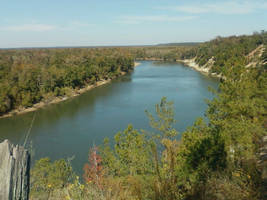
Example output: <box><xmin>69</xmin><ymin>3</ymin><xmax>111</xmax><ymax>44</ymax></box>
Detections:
<box><xmin>0</xmin><ymin>139</ymin><xmax>30</xmax><ymax>200</ymax></box>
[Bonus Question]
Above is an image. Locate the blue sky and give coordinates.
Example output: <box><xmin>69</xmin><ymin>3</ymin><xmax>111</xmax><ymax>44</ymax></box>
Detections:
<box><xmin>0</xmin><ymin>0</ymin><xmax>266</xmax><ymax>48</ymax></box>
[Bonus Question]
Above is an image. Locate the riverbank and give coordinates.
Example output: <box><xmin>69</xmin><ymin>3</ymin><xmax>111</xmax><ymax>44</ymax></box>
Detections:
<box><xmin>134</xmin><ymin>62</ymin><xmax>141</xmax><ymax>67</ymax></box>
<box><xmin>0</xmin><ymin>73</ymin><xmax>130</xmax><ymax>119</ymax></box>
<box><xmin>0</xmin><ymin>62</ymin><xmax>142</xmax><ymax>119</ymax></box>
<box><xmin>136</xmin><ymin>57</ymin><xmax>213</xmax><ymax>75</ymax></box>
<box><xmin>136</xmin><ymin>58</ymin><xmax>164</xmax><ymax>61</ymax></box>
<box><xmin>0</xmin><ymin>78</ymin><xmax>115</xmax><ymax>119</ymax></box>
<box><xmin>177</xmin><ymin>58</ymin><xmax>223</xmax><ymax>78</ymax></box>
<box><xmin>136</xmin><ymin>57</ymin><xmax>218</xmax><ymax>77</ymax></box>
<box><xmin>178</xmin><ymin>58</ymin><xmax>210</xmax><ymax>74</ymax></box>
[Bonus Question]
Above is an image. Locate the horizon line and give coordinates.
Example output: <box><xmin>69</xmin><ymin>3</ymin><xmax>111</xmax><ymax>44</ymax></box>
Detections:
<box><xmin>0</xmin><ymin>42</ymin><xmax>202</xmax><ymax>50</ymax></box>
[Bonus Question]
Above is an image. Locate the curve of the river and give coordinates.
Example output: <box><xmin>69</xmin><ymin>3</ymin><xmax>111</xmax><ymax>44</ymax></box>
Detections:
<box><xmin>0</xmin><ymin>61</ymin><xmax>219</xmax><ymax>173</ymax></box>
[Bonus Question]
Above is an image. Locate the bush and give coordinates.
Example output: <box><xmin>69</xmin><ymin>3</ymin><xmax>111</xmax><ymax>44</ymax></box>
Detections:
<box><xmin>30</xmin><ymin>157</ymin><xmax>73</xmax><ymax>197</ymax></box>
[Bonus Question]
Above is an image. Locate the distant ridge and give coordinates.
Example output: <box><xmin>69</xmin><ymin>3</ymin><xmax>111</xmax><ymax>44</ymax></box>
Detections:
<box><xmin>156</xmin><ymin>42</ymin><xmax>201</xmax><ymax>46</ymax></box>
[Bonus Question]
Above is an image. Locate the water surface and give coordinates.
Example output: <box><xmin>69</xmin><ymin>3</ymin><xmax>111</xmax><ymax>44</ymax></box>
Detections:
<box><xmin>0</xmin><ymin>61</ymin><xmax>218</xmax><ymax>173</ymax></box>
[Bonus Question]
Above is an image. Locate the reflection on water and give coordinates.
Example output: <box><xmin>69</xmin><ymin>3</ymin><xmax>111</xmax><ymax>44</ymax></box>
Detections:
<box><xmin>0</xmin><ymin>61</ymin><xmax>218</xmax><ymax>174</ymax></box>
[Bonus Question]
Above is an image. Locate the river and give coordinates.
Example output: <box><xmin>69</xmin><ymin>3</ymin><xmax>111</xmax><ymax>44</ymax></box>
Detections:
<box><xmin>0</xmin><ymin>61</ymin><xmax>219</xmax><ymax>173</ymax></box>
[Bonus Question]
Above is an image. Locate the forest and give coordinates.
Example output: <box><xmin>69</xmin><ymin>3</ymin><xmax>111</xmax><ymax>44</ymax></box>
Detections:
<box><xmin>28</xmin><ymin>32</ymin><xmax>267</xmax><ymax>199</ymax></box>
<box><xmin>0</xmin><ymin>43</ymin><xmax>202</xmax><ymax>117</ymax></box>
<box><xmin>191</xmin><ymin>31</ymin><xmax>267</xmax><ymax>74</ymax></box>
<box><xmin>127</xmin><ymin>45</ymin><xmax>195</xmax><ymax>61</ymax></box>
<box><xmin>128</xmin><ymin>31</ymin><xmax>267</xmax><ymax>76</ymax></box>
<box><xmin>0</xmin><ymin>48</ymin><xmax>133</xmax><ymax>116</ymax></box>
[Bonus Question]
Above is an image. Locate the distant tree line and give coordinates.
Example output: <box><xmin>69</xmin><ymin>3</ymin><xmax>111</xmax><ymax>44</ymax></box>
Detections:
<box><xmin>127</xmin><ymin>46</ymin><xmax>196</xmax><ymax>61</ymax></box>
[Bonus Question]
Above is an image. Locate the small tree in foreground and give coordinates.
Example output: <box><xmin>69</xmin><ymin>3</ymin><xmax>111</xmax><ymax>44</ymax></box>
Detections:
<box><xmin>83</xmin><ymin>146</ymin><xmax>104</xmax><ymax>189</ymax></box>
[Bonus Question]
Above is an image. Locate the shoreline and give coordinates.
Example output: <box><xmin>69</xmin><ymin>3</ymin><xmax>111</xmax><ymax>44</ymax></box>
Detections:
<box><xmin>136</xmin><ymin>57</ymin><xmax>220</xmax><ymax>78</ymax></box>
<box><xmin>136</xmin><ymin>58</ymin><xmax>164</xmax><ymax>61</ymax></box>
<box><xmin>177</xmin><ymin>58</ymin><xmax>222</xmax><ymax>78</ymax></box>
<box><xmin>0</xmin><ymin>60</ymin><xmax>219</xmax><ymax>119</ymax></box>
<box><xmin>0</xmin><ymin>62</ymin><xmax>141</xmax><ymax>119</ymax></box>
<box><xmin>177</xmin><ymin>58</ymin><xmax>210</xmax><ymax>75</ymax></box>
<box><xmin>0</xmin><ymin>78</ymin><xmax>115</xmax><ymax>119</ymax></box>
<box><xmin>134</xmin><ymin>62</ymin><xmax>141</xmax><ymax>67</ymax></box>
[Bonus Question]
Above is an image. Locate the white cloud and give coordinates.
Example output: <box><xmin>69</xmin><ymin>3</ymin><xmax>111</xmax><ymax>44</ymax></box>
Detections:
<box><xmin>115</xmin><ymin>15</ymin><xmax>196</xmax><ymax>24</ymax></box>
<box><xmin>0</xmin><ymin>23</ymin><xmax>57</xmax><ymax>32</ymax></box>
<box><xmin>159</xmin><ymin>1</ymin><xmax>267</xmax><ymax>15</ymax></box>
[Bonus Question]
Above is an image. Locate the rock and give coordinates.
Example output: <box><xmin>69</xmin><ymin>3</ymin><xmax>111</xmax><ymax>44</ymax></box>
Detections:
<box><xmin>0</xmin><ymin>139</ymin><xmax>30</xmax><ymax>200</ymax></box>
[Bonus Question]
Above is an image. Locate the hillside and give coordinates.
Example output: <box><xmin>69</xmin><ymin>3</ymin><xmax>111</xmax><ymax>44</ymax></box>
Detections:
<box><xmin>186</xmin><ymin>32</ymin><xmax>267</xmax><ymax>75</ymax></box>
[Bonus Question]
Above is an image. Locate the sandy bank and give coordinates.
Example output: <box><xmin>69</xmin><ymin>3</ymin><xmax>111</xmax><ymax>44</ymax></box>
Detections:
<box><xmin>135</xmin><ymin>58</ymin><xmax>216</xmax><ymax>77</ymax></box>
<box><xmin>178</xmin><ymin>58</ymin><xmax>222</xmax><ymax>78</ymax></box>
<box><xmin>178</xmin><ymin>58</ymin><xmax>210</xmax><ymax>74</ymax></box>
<box><xmin>0</xmin><ymin>72</ymin><xmax>127</xmax><ymax>119</ymax></box>
<box><xmin>134</xmin><ymin>62</ymin><xmax>141</xmax><ymax>67</ymax></box>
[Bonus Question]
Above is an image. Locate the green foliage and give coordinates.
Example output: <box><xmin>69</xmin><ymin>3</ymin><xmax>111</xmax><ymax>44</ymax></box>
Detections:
<box><xmin>191</xmin><ymin>32</ymin><xmax>267</xmax><ymax>74</ymax></box>
<box><xmin>128</xmin><ymin>46</ymin><xmax>196</xmax><ymax>61</ymax></box>
<box><xmin>101</xmin><ymin>125</ymin><xmax>153</xmax><ymax>177</ymax></box>
<box><xmin>99</xmin><ymin>98</ymin><xmax>182</xmax><ymax>199</ymax></box>
<box><xmin>207</xmin><ymin>65</ymin><xmax>266</xmax><ymax>163</ymax></box>
<box><xmin>179</xmin><ymin>119</ymin><xmax>226</xmax><ymax>178</ymax></box>
<box><xmin>0</xmin><ymin>48</ymin><xmax>134</xmax><ymax>115</ymax></box>
<box><xmin>98</xmin><ymin>53</ymin><xmax>266</xmax><ymax>199</ymax></box>
<box><xmin>28</xmin><ymin>32</ymin><xmax>266</xmax><ymax>199</ymax></box>
<box><xmin>30</xmin><ymin>157</ymin><xmax>73</xmax><ymax>193</ymax></box>
<box><xmin>146</xmin><ymin>96</ymin><xmax>178</xmax><ymax>138</ymax></box>
<box><xmin>0</xmin><ymin>82</ymin><xmax>11</xmax><ymax>113</ymax></box>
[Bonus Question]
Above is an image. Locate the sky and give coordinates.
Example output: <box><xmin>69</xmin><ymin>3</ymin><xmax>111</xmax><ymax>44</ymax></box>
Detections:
<box><xmin>0</xmin><ymin>0</ymin><xmax>266</xmax><ymax>48</ymax></box>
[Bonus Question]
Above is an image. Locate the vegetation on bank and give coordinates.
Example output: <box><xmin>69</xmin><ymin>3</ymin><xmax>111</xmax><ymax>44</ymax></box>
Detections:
<box><xmin>30</xmin><ymin>32</ymin><xmax>266</xmax><ymax>200</ymax></box>
<box><xmin>127</xmin><ymin>46</ymin><xmax>195</xmax><ymax>61</ymax></box>
<box><xmin>190</xmin><ymin>31</ymin><xmax>267</xmax><ymax>74</ymax></box>
<box><xmin>4</xmin><ymin>31</ymin><xmax>265</xmax><ymax>117</ymax></box>
<box><xmin>128</xmin><ymin>31</ymin><xmax>267</xmax><ymax>76</ymax></box>
<box><xmin>0</xmin><ymin>48</ymin><xmax>133</xmax><ymax>116</ymax></box>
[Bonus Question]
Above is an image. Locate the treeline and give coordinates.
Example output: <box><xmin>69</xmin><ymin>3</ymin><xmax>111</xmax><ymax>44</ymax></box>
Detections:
<box><xmin>127</xmin><ymin>46</ymin><xmax>195</xmax><ymax>61</ymax></box>
<box><xmin>30</xmin><ymin>33</ymin><xmax>266</xmax><ymax>199</ymax></box>
<box><xmin>0</xmin><ymin>48</ymin><xmax>133</xmax><ymax>115</ymax></box>
<box><xmin>187</xmin><ymin>31</ymin><xmax>267</xmax><ymax>74</ymax></box>
<box><xmin>127</xmin><ymin>32</ymin><xmax>267</xmax><ymax>76</ymax></box>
